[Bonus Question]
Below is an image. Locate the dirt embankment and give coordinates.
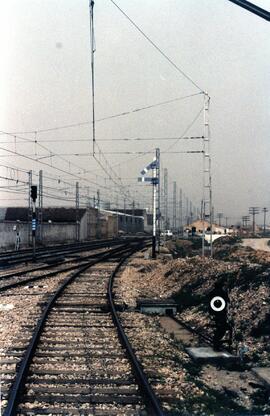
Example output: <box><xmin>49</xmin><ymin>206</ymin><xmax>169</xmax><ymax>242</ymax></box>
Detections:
<box><xmin>118</xmin><ymin>247</ymin><xmax>270</xmax><ymax>365</ymax></box>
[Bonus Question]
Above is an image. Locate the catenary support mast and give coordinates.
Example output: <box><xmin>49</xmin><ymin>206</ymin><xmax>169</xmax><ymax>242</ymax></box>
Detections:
<box><xmin>202</xmin><ymin>93</ymin><xmax>213</xmax><ymax>257</ymax></box>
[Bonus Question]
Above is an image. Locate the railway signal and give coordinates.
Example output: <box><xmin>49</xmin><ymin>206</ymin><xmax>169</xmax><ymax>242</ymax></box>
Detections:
<box><xmin>138</xmin><ymin>148</ymin><xmax>160</xmax><ymax>259</ymax></box>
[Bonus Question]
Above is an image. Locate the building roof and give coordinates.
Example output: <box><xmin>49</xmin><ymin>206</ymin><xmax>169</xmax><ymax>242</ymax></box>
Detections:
<box><xmin>3</xmin><ymin>207</ymin><xmax>91</xmax><ymax>223</ymax></box>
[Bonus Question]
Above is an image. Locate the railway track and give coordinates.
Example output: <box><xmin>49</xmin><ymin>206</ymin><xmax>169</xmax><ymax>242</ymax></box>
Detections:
<box><xmin>0</xmin><ymin>242</ymin><xmax>130</xmax><ymax>293</ymax></box>
<box><xmin>1</xmin><ymin>241</ymin><xmax>164</xmax><ymax>416</ymax></box>
<box><xmin>0</xmin><ymin>237</ymin><xmax>142</xmax><ymax>268</ymax></box>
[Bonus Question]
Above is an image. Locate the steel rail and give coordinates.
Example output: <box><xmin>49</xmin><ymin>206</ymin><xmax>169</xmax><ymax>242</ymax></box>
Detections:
<box><xmin>3</xmin><ymin>242</ymin><xmax>140</xmax><ymax>416</ymax></box>
<box><xmin>0</xmin><ymin>237</ymin><xmax>135</xmax><ymax>267</ymax></box>
<box><xmin>108</xmin><ymin>248</ymin><xmax>165</xmax><ymax>416</ymax></box>
<box><xmin>0</xmin><ymin>242</ymin><xmax>133</xmax><ymax>293</ymax></box>
<box><xmin>0</xmin><ymin>240</ymin><xmax>131</xmax><ymax>281</ymax></box>
<box><xmin>0</xmin><ymin>237</ymin><xmax>119</xmax><ymax>259</ymax></box>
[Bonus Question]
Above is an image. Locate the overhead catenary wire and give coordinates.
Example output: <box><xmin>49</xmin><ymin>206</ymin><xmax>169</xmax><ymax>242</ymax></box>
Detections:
<box><xmin>3</xmin><ymin>93</ymin><xmax>202</xmax><ymax>136</ymax></box>
<box><xmin>0</xmin><ymin>136</ymin><xmax>204</xmax><ymax>144</ymax></box>
<box><xmin>7</xmin><ymin>151</ymin><xmax>204</xmax><ymax>157</ymax></box>
<box><xmin>109</xmin><ymin>0</ymin><xmax>205</xmax><ymax>93</ymax></box>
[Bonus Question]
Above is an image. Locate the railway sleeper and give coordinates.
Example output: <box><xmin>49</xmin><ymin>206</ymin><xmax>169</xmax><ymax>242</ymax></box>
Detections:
<box><xmin>21</xmin><ymin>393</ymin><xmax>141</xmax><ymax>405</ymax></box>
<box><xmin>24</xmin><ymin>386</ymin><xmax>139</xmax><ymax>395</ymax></box>
<box><xmin>17</xmin><ymin>406</ymin><xmax>141</xmax><ymax>415</ymax></box>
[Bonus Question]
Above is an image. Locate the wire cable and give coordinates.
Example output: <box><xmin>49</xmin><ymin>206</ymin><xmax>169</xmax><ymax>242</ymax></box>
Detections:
<box><xmin>109</xmin><ymin>0</ymin><xmax>205</xmax><ymax>92</ymax></box>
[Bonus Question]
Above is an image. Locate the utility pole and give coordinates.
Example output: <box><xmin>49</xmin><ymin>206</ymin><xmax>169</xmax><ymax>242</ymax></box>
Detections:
<box><xmin>164</xmin><ymin>168</ymin><xmax>168</xmax><ymax>231</ymax></box>
<box><xmin>28</xmin><ymin>170</ymin><xmax>32</xmax><ymax>246</ymax></box>
<box><xmin>172</xmin><ymin>181</ymin><xmax>176</xmax><ymax>233</ymax></box>
<box><xmin>132</xmin><ymin>200</ymin><xmax>135</xmax><ymax>234</ymax></box>
<box><xmin>190</xmin><ymin>201</ymin><xmax>193</xmax><ymax>225</ymax></box>
<box><xmin>242</xmin><ymin>215</ymin><xmax>250</xmax><ymax>229</ymax></box>
<box><xmin>179</xmin><ymin>188</ymin><xmax>183</xmax><ymax>235</ymax></box>
<box><xmin>30</xmin><ymin>185</ymin><xmax>37</xmax><ymax>260</ymax></box>
<box><xmin>249</xmin><ymin>207</ymin><xmax>260</xmax><ymax>234</ymax></box>
<box><xmin>75</xmin><ymin>182</ymin><xmax>80</xmax><ymax>242</ymax></box>
<box><xmin>225</xmin><ymin>216</ymin><xmax>228</xmax><ymax>228</ymax></box>
<box><xmin>217</xmin><ymin>212</ymin><xmax>223</xmax><ymax>227</ymax></box>
<box><xmin>202</xmin><ymin>92</ymin><xmax>213</xmax><ymax>257</ymax></box>
<box><xmin>38</xmin><ymin>170</ymin><xmax>43</xmax><ymax>243</ymax></box>
<box><xmin>186</xmin><ymin>197</ymin><xmax>189</xmax><ymax>226</ymax></box>
<box><xmin>262</xmin><ymin>207</ymin><xmax>268</xmax><ymax>235</ymax></box>
<box><xmin>156</xmin><ymin>148</ymin><xmax>161</xmax><ymax>251</ymax></box>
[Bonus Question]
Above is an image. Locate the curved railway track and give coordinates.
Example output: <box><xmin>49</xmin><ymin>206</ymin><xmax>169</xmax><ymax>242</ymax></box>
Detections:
<box><xmin>0</xmin><ymin>242</ymin><xmax>130</xmax><ymax>293</ymax></box>
<box><xmin>1</xmin><ymin>241</ymin><xmax>164</xmax><ymax>416</ymax></box>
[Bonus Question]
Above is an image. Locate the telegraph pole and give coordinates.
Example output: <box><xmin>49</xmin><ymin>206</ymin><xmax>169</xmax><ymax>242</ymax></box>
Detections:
<box><xmin>38</xmin><ymin>170</ymin><xmax>43</xmax><ymax>243</ymax></box>
<box><xmin>249</xmin><ymin>207</ymin><xmax>260</xmax><ymax>234</ymax></box>
<box><xmin>242</xmin><ymin>215</ymin><xmax>250</xmax><ymax>229</ymax></box>
<box><xmin>262</xmin><ymin>207</ymin><xmax>268</xmax><ymax>235</ymax></box>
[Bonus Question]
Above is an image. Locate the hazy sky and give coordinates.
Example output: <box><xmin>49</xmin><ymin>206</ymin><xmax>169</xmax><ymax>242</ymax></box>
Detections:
<box><xmin>0</xmin><ymin>0</ymin><xmax>269</xmax><ymax>224</ymax></box>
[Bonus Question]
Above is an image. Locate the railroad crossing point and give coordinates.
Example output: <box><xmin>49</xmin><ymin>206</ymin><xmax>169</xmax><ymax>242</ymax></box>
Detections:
<box><xmin>252</xmin><ymin>368</ymin><xmax>270</xmax><ymax>387</ymax></box>
<box><xmin>186</xmin><ymin>347</ymin><xmax>239</xmax><ymax>365</ymax></box>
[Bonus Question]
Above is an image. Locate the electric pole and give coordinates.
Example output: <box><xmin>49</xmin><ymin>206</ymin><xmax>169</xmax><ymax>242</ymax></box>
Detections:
<box><xmin>249</xmin><ymin>207</ymin><xmax>260</xmax><ymax>234</ymax></box>
<box><xmin>173</xmin><ymin>181</ymin><xmax>176</xmax><ymax>233</ymax></box>
<box><xmin>156</xmin><ymin>148</ymin><xmax>161</xmax><ymax>251</ymax></box>
<box><xmin>217</xmin><ymin>212</ymin><xmax>223</xmax><ymax>227</ymax></box>
<box><xmin>190</xmin><ymin>201</ymin><xmax>193</xmax><ymax>225</ymax></box>
<box><xmin>179</xmin><ymin>188</ymin><xmax>183</xmax><ymax>235</ymax></box>
<box><xmin>164</xmin><ymin>168</ymin><xmax>168</xmax><ymax>231</ymax></box>
<box><xmin>186</xmin><ymin>197</ymin><xmax>189</xmax><ymax>226</ymax></box>
<box><xmin>262</xmin><ymin>207</ymin><xmax>268</xmax><ymax>235</ymax></box>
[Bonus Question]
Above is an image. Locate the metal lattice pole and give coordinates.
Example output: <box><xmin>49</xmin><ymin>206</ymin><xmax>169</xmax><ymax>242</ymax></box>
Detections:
<box><xmin>156</xmin><ymin>149</ymin><xmax>161</xmax><ymax>251</ymax></box>
<box><xmin>202</xmin><ymin>93</ymin><xmax>213</xmax><ymax>256</ymax></box>
<box><xmin>164</xmin><ymin>168</ymin><xmax>168</xmax><ymax>231</ymax></box>
<box><xmin>173</xmin><ymin>181</ymin><xmax>176</xmax><ymax>232</ymax></box>
<box><xmin>179</xmin><ymin>188</ymin><xmax>183</xmax><ymax>235</ymax></box>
